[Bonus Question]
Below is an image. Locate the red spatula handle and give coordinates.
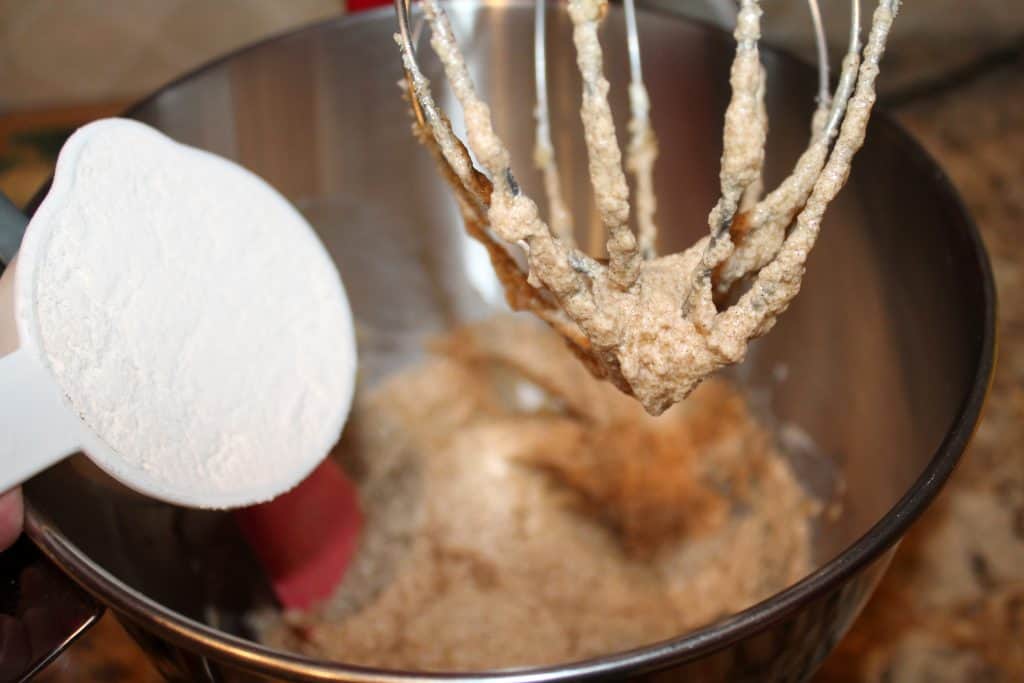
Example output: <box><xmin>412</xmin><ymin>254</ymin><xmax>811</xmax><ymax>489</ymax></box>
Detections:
<box><xmin>348</xmin><ymin>0</ymin><xmax>392</xmax><ymax>12</ymax></box>
<box><xmin>234</xmin><ymin>459</ymin><xmax>362</xmax><ymax>610</ymax></box>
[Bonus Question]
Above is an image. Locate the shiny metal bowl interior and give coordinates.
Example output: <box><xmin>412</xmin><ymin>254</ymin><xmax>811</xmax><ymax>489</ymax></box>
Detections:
<box><xmin>23</xmin><ymin>3</ymin><xmax>994</xmax><ymax>681</ymax></box>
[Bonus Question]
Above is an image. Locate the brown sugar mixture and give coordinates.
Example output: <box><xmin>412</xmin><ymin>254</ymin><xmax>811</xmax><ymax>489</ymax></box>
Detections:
<box><xmin>253</xmin><ymin>315</ymin><xmax>819</xmax><ymax>671</ymax></box>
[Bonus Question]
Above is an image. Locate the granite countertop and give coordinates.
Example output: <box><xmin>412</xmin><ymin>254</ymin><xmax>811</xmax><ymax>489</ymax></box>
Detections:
<box><xmin>5</xmin><ymin>27</ymin><xmax>1022</xmax><ymax>683</ymax></box>
<box><xmin>817</xmin><ymin>55</ymin><xmax>1024</xmax><ymax>683</ymax></box>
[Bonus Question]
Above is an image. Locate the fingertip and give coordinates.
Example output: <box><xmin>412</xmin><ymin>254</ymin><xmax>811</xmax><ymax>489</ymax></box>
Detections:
<box><xmin>0</xmin><ymin>489</ymin><xmax>24</xmax><ymax>552</ymax></box>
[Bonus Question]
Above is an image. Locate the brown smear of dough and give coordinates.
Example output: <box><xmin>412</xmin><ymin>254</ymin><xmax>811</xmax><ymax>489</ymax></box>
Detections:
<box><xmin>253</xmin><ymin>316</ymin><xmax>819</xmax><ymax>671</ymax></box>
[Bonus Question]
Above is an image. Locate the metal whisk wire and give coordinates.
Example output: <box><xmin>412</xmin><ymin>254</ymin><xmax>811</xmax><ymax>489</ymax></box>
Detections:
<box><xmin>395</xmin><ymin>0</ymin><xmax>841</xmax><ymax>236</ymax></box>
<box><xmin>391</xmin><ymin>0</ymin><xmax>899</xmax><ymax>414</ymax></box>
<box><xmin>394</xmin><ymin>0</ymin><xmax>421</xmax><ymax>123</ymax></box>
<box><xmin>393</xmin><ymin>0</ymin><xmax>491</xmax><ymax>212</ymax></box>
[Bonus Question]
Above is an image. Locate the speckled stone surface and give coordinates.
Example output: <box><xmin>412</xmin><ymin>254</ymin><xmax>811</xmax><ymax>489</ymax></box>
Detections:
<box><xmin>817</xmin><ymin>57</ymin><xmax>1024</xmax><ymax>683</ymax></box>
<box><xmin>13</xmin><ymin>22</ymin><xmax>1024</xmax><ymax>683</ymax></box>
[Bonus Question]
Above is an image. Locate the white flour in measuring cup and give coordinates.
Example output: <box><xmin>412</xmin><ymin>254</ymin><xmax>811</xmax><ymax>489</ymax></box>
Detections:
<box><xmin>18</xmin><ymin>118</ymin><xmax>356</xmax><ymax>506</ymax></box>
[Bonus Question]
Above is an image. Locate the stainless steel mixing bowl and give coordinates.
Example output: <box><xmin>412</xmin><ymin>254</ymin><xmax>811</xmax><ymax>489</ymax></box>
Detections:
<box><xmin>14</xmin><ymin>2</ymin><xmax>995</xmax><ymax>681</ymax></box>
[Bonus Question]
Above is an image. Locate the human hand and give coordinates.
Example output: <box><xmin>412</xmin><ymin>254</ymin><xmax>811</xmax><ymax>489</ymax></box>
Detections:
<box><xmin>0</xmin><ymin>488</ymin><xmax>23</xmax><ymax>551</ymax></box>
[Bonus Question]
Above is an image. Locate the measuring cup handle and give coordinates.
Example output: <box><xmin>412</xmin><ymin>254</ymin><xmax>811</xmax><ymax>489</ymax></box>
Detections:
<box><xmin>0</xmin><ymin>189</ymin><xmax>102</xmax><ymax>679</ymax></box>
<box><xmin>0</xmin><ymin>349</ymin><xmax>82</xmax><ymax>492</ymax></box>
<box><xmin>0</xmin><ymin>190</ymin><xmax>82</xmax><ymax>491</ymax></box>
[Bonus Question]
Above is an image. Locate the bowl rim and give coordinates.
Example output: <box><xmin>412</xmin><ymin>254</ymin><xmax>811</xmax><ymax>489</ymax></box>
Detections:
<box><xmin>25</xmin><ymin>3</ymin><xmax>998</xmax><ymax>681</ymax></box>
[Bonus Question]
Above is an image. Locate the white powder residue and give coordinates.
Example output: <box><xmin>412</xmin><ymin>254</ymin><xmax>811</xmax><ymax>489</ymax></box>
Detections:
<box><xmin>31</xmin><ymin>120</ymin><xmax>356</xmax><ymax>504</ymax></box>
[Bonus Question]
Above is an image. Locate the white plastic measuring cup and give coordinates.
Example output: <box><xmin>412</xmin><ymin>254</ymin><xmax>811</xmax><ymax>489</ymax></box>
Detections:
<box><xmin>0</xmin><ymin>119</ymin><xmax>357</xmax><ymax>508</ymax></box>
